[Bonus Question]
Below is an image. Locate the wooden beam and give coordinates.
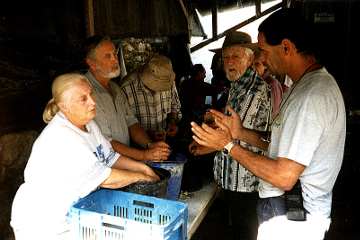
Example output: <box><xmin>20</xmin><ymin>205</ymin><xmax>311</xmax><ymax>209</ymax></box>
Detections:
<box><xmin>190</xmin><ymin>2</ymin><xmax>283</xmax><ymax>53</ymax></box>
<box><xmin>255</xmin><ymin>0</ymin><xmax>261</xmax><ymax>17</ymax></box>
<box><xmin>85</xmin><ymin>0</ymin><xmax>95</xmax><ymax>37</ymax></box>
<box><xmin>178</xmin><ymin>0</ymin><xmax>190</xmax><ymax>41</ymax></box>
<box><xmin>212</xmin><ymin>0</ymin><xmax>218</xmax><ymax>40</ymax></box>
<box><xmin>178</xmin><ymin>0</ymin><xmax>189</xmax><ymax>20</ymax></box>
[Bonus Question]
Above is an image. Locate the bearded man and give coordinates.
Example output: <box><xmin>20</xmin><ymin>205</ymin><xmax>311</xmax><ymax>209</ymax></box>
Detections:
<box><xmin>83</xmin><ymin>36</ymin><xmax>171</xmax><ymax>162</ymax></box>
<box><xmin>189</xmin><ymin>31</ymin><xmax>272</xmax><ymax>240</ymax></box>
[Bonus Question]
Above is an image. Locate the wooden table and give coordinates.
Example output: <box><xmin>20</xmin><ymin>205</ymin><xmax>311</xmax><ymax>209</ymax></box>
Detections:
<box><xmin>178</xmin><ymin>179</ymin><xmax>221</xmax><ymax>239</ymax></box>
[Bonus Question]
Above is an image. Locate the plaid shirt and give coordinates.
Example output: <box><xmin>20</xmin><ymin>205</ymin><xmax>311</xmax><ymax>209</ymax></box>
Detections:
<box><xmin>214</xmin><ymin>65</ymin><xmax>272</xmax><ymax>192</ymax></box>
<box><xmin>121</xmin><ymin>72</ymin><xmax>182</xmax><ymax>132</ymax></box>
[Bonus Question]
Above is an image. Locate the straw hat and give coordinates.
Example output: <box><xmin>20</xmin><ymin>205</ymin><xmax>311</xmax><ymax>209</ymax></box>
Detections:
<box><xmin>139</xmin><ymin>54</ymin><xmax>175</xmax><ymax>92</ymax></box>
<box><xmin>209</xmin><ymin>31</ymin><xmax>258</xmax><ymax>54</ymax></box>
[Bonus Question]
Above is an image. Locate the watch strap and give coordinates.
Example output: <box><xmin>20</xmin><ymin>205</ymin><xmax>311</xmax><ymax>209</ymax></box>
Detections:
<box><xmin>222</xmin><ymin>139</ymin><xmax>236</xmax><ymax>155</ymax></box>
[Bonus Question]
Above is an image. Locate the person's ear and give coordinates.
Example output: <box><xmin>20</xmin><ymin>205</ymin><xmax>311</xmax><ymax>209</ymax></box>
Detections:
<box><xmin>58</xmin><ymin>102</ymin><xmax>69</xmax><ymax>112</ymax></box>
<box><xmin>281</xmin><ymin>39</ymin><xmax>292</xmax><ymax>55</ymax></box>
<box><xmin>86</xmin><ymin>59</ymin><xmax>96</xmax><ymax>71</ymax></box>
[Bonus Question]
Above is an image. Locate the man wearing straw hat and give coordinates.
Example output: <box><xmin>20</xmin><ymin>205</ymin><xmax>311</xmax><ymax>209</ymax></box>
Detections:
<box><xmin>190</xmin><ymin>31</ymin><xmax>272</xmax><ymax>240</ymax></box>
<box><xmin>121</xmin><ymin>54</ymin><xmax>182</xmax><ymax>144</ymax></box>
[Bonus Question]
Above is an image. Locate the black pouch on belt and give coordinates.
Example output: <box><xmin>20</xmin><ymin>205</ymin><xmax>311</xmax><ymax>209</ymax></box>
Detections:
<box><xmin>285</xmin><ymin>180</ymin><xmax>306</xmax><ymax>221</ymax></box>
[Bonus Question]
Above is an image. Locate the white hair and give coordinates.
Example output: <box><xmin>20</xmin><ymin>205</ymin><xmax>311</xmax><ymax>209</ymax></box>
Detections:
<box><xmin>244</xmin><ymin>47</ymin><xmax>254</xmax><ymax>60</ymax></box>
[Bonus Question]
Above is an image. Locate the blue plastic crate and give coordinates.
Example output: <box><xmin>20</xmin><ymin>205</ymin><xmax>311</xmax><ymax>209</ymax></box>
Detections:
<box><xmin>70</xmin><ymin>189</ymin><xmax>188</xmax><ymax>240</ymax></box>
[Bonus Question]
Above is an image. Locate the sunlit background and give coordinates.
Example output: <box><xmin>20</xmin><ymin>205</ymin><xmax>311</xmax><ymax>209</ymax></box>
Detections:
<box><xmin>190</xmin><ymin>0</ymin><xmax>281</xmax><ymax>86</ymax></box>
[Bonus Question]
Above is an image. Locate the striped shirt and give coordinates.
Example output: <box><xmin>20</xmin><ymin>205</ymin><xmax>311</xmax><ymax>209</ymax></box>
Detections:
<box><xmin>214</xmin><ymin>65</ymin><xmax>272</xmax><ymax>192</ymax></box>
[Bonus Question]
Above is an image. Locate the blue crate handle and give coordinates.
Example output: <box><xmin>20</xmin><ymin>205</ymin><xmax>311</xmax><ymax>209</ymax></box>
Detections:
<box><xmin>173</xmin><ymin>218</ymin><xmax>184</xmax><ymax>231</ymax></box>
<box><xmin>172</xmin><ymin>218</ymin><xmax>187</xmax><ymax>240</ymax></box>
<box><xmin>80</xmin><ymin>200</ymin><xmax>94</xmax><ymax>209</ymax></box>
<box><xmin>102</xmin><ymin>222</ymin><xmax>125</xmax><ymax>231</ymax></box>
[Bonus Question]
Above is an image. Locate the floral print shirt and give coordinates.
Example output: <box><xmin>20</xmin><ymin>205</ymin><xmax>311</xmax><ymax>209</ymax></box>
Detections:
<box><xmin>213</xmin><ymin>65</ymin><xmax>272</xmax><ymax>192</ymax></box>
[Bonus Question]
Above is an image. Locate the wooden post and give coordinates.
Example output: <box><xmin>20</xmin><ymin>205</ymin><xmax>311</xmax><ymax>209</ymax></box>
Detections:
<box><xmin>178</xmin><ymin>0</ymin><xmax>190</xmax><ymax>41</ymax></box>
<box><xmin>212</xmin><ymin>0</ymin><xmax>218</xmax><ymax>40</ymax></box>
<box><xmin>255</xmin><ymin>0</ymin><xmax>261</xmax><ymax>17</ymax></box>
<box><xmin>85</xmin><ymin>0</ymin><xmax>95</xmax><ymax>37</ymax></box>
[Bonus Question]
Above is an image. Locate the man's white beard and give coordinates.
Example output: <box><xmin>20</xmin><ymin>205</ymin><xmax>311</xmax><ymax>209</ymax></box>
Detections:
<box><xmin>226</xmin><ymin>71</ymin><xmax>241</xmax><ymax>82</ymax></box>
<box><xmin>96</xmin><ymin>63</ymin><xmax>121</xmax><ymax>79</ymax></box>
<box><xmin>225</xmin><ymin>66</ymin><xmax>244</xmax><ymax>82</ymax></box>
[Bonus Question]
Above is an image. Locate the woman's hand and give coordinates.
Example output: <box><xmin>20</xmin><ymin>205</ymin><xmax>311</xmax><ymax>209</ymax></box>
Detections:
<box><xmin>140</xmin><ymin>164</ymin><xmax>160</xmax><ymax>181</ymax></box>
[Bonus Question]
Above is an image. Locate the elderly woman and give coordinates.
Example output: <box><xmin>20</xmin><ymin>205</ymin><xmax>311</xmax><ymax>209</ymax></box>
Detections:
<box><xmin>11</xmin><ymin>73</ymin><xmax>159</xmax><ymax>240</ymax></box>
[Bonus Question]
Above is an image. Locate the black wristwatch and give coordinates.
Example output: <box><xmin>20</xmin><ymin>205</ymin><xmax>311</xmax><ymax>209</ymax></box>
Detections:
<box><xmin>222</xmin><ymin>139</ymin><xmax>236</xmax><ymax>155</ymax></box>
<box><xmin>146</xmin><ymin>141</ymin><xmax>152</xmax><ymax>149</ymax></box>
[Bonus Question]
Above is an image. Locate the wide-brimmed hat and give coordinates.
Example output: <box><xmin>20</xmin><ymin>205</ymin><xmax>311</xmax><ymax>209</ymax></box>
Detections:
<box><xmin>139</xmin><ymin>54</ymin><xmax>175</xmax><ymax>92</ymax></box>
<box><xmin>209</xmin><ymin>31</ymin><xmax>258</xmax><ymax>54</ymax></box>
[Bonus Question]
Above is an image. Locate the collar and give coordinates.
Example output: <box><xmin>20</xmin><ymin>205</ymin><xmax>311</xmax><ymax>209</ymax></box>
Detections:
<box><xmin>85</xmin><ymin>71</ymin><xmax>114</xmax><ymax>93</ymax></box>
<box><xmin>232</xmin><ymin>65</ymin><xmax>257</xmax><ymax>87</ymax></box>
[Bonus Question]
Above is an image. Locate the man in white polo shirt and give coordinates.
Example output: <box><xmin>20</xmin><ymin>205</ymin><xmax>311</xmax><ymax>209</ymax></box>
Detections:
<box><xmin>190</xmin><ymin>8</ymin><xmax>346</xmax><ymax>240</ymax></box>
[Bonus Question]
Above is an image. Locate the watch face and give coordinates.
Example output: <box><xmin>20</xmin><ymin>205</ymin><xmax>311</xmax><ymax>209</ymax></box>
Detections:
<box><xmin>222</xmin><ymin>148</ymin><xmax>229</xmax><ymax>155</ymax></box>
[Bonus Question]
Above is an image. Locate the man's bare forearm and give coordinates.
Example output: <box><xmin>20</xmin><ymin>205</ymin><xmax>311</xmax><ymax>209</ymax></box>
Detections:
<box><xmin>110</xmin><ymin>140</ymin><xmax>145</xmax><ymax>161</ymax></box>
<box><xmin>237</xmin><ymin>128</ymin><xmax>270</xmax><ymax>151</ymax></box>
<box><xmin>128</xmin><ymin>123</ymin><xmax>152</xmax><ymax>148</ymax></box>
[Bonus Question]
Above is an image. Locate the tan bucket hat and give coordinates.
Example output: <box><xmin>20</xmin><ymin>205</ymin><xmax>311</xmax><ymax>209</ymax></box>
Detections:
<box><xmin>139</xmin><ymin>54</ymin><xmax>175</xmax><ymax>92</ymax></box>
